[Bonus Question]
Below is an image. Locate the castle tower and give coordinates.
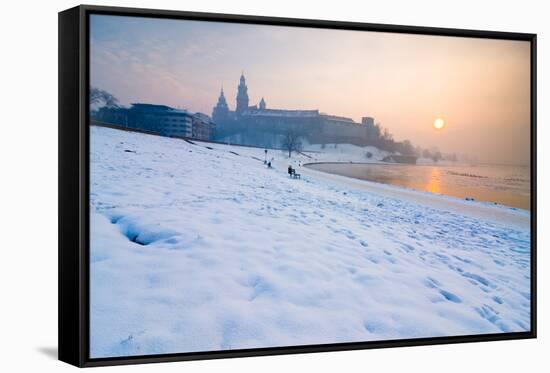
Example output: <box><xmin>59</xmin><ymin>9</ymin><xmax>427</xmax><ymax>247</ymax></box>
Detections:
<box><xmin>212</xmin><ymin>87</ymin><xmax>230</xmax><ymax>123</ymax></box>
<box><xmin>259</xmin><ymin>97</ymin><xmax>266</xmax><ymax>110</ymax></box>
<box><xmin>236</xmin><ymin>73</ymin><xmax>249</xmax><ymax>115</ymax></box>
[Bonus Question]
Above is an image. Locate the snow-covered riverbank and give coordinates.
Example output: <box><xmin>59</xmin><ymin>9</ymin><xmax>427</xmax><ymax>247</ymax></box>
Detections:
<box><xmin>90</xmin><ymin>126</ymin><xmax>531</xmax><ymax>358</ymax></box>
<box><xmin>301</xmin><ymin>166</ymin><xmax>529</xmax><ymax>230</ymax></box>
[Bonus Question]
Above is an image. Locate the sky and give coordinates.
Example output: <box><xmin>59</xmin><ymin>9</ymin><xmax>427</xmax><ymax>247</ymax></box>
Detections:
<box><xmin>90</xmin><ymin>15</ymin><xmax>531</xmax><ymax>165</ymax></box>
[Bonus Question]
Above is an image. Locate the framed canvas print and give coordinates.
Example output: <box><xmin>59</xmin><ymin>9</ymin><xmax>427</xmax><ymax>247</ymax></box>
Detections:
<box><xmin>58</xmin><ymin>5</ymin><xmax>537</xmax><ymax>367</ymax></box>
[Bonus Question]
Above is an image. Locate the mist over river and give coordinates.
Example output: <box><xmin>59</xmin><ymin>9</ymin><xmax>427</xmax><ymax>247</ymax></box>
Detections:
<box><xmin>305</xmin><ymin>163</ymin><xmax>530</xmax><ymax>211</ymax></box>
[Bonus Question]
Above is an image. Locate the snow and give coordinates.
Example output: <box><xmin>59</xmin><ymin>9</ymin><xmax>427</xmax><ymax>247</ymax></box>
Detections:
<box><xmin>301</xmin><ymin>166</ymin><xmax>530</xmax><ymax>231</ymax></box>
<box><xmin>217</xmin><ymin>139</ymin><xmax>389</xmax><ymax>163</ymax></box>
<box><xmin>302</xmin><ymin>142</ymin><xmax>390</xmax><ymax>163</ymax></box>
<box><xmin>90</xmin><ymin>126</ymin><xmax>531</xmax><ymax>358</ymax></box>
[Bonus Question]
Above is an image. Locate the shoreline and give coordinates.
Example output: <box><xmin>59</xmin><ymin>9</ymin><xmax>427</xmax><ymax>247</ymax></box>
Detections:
<box><xmin>301</xmin><ymin>163</ymin><xmax>530</xmax><ymax>231</ymax></box>
<box><xmin>303</xmin><ymin>160</ymin><xmax>530</xmax><ymax>168</ymax></box>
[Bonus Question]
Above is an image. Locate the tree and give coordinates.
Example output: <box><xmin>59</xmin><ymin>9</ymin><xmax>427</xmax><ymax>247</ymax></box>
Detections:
<box><xmin>382</xmin><ymin>127</ymin><xmax>393</xmax><ymax>141</ymax></box>
<box><xmin>430</xmin><ymin>147</ymin><xmax>442</xmax><ymax>163</ymax></box>
<box><xmin>431</xmin><ymin>151</ymin><xmax>442</xmax><ymax>163</ymax></box>
<box><xmin>398</xmin><ymin>140</ymin><xmax>415</xmax><ymax>156</ymax></box>
<box><xmin>447</xmin><ymin>153</ymin><xmax>458</xmax><ymax>162</ymax></box>
<box><xmin>281</xmin><ymin>129</ymin><xmax>303</xmax><ymax>158</ymax></box>
<box><xmin>90</xmin><ymin>87</ymin><xmax>119</xmax><ymax>108</ymax></box>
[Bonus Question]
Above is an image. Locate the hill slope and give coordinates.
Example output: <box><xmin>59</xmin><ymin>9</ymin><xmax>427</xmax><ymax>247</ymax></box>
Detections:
<box><xmin>90</xmin><ymin>126</ymin><xmax>530</xmax><ymax>358</ymax></box>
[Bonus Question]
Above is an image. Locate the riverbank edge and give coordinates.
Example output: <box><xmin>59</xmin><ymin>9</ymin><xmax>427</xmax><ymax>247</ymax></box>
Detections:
<box><xmin>302</xmin><ymin>162</ymin><xmax>530</xmax><ymax>231</ymax></box>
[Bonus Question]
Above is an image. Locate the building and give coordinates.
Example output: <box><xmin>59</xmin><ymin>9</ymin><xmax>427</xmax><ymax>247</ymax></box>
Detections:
<box><xmin>192</xmin><ymin>112</ymin><xmax>216</xmax><ymax>140</ymax></box>
<box><xmin>235</xmin><ymin>74</ymin><xmax>249</xmax><ymax>115</ymax></box>
<box><xmin>361</xmin><ymin>116</ymin><xmax>375</xmax><ymax>127</ymax></box>
<box><xmin>93</xmin><ymin>103</ymin><xmax>215</xmax><ymax>141</ymax></box>
<box><xmin>212</xmin><ymin>74</ymin><xmax>374</xmax><ymax>148</ymax></box>
<box><xmin>129</xmin><ymin>104</ymin><xmax>193</xmax><ymax>138</ymax></box>
<box><xmin>212</xmin><ymin>88</ymin><xmax>230</xmax><ymax>123</ymax></box>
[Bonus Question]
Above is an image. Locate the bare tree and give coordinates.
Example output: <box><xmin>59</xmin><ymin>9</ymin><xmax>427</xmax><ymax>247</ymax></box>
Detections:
<box><xmin>90</xmin><ymin>87</ymin><xmax>119</xmax><ymax>108</ymax></box>
<box><xmin>281</xmin><ymin>129</ymin><xmax>303</xmax><ymax>158</ymax></box>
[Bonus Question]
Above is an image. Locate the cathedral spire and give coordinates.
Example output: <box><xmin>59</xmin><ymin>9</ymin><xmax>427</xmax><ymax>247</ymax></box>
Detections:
<box><xmin>217</xmin><ymin>86</ymin><xmax>227</xmax><ymax>106</ymax></box>
<box><xmin>212</xmin><ymin>83</ymin><xmax>229</xmax><ymax>123</ymax></box>
<box><xmin>236</xmin><ymin>73</ymin><xmax>249</xmax><ymax>115</ymax></box>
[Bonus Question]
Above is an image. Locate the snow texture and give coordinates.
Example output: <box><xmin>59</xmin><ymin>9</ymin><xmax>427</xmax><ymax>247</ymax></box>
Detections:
<box><xmin>90</xmin><ymin>126</ymin><xmax>530</xmax><ymax>358</ymax></box>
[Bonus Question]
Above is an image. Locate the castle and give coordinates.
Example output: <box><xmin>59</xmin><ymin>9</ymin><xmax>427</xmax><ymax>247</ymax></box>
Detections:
<box><xmin>212</xmin><ymin>73</ymin><xmax>375</xmax><ymax>148</ymax></box>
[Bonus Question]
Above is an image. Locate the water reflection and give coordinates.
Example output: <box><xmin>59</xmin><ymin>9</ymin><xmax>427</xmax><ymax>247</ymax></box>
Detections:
<box><xmin>306</xmin><ymin>163</ymin><xmax>530</xmax><ymax>211</ymax></box>
<box><xmin>427</xmin><ymin>167</ymin><xmax>441</xmax><ymax>195</ymax></box>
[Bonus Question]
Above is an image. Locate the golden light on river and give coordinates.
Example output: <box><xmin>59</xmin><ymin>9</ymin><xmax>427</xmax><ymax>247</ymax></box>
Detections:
<box><xmin>427</xmin><ymin>167</ymin><xmax>441</xmax><ymax>194</ymax></box>
<box><xmin>433</xmin><ymin>118</ymin><xmax>445</xmax><ymax>130</ymax></box>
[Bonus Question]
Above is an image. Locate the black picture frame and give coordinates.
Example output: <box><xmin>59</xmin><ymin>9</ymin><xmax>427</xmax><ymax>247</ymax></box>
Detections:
<box><xmin>59</xmin><ymin>4</ymin><xmax>537</xmax><ymax>367</ymax></box>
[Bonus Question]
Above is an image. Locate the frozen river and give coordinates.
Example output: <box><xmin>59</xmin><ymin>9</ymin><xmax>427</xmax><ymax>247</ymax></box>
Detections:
<box><xmin>306</xmin><ymin>162</ymin><xmax>530</xmax><ymax>210</ymax></box>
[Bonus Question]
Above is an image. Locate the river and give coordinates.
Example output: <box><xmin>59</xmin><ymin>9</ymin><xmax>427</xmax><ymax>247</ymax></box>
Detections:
<box><xmin>305</xmin><ymin>162</ymin><xmax>530</xmax><ymax>211</ymax></box>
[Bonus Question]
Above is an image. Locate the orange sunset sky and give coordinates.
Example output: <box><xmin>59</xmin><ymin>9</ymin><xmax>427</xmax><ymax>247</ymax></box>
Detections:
<box><xmin>91</xmin><ymin>15</ymin><xmax>531</xmax><ymax>165</ymax></box>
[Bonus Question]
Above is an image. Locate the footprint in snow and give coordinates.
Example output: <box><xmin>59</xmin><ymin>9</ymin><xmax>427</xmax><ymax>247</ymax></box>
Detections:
<box><xmin>439</xmin><ymin>290</ymin><xmax>462</xmax><ymax>303</ymax></box>
<box><xmin>341</xmin><ymin>229</ymin><xmax>356</xmax><ymax>240</ymax></box>
<box><xmin>424</xmin><ymin>277</ymin><xmax>461</xmax><ymax>303</ymax></box>
<box><xmin>461</xmin><ymin>272</ymin><xmax>492</xmax><ymax>288</ymax></box>
<box><xmin>399</xmin><ymin>243</ymin><xmax>415</xmax><ymax>253</ymax></box>
<box><xmin>367</xmin><ymin>255</ymin><xmax>380</xmax><ymax>264</ymax></box>
<box><xmin>474</xmin><ymin>304</ymin><xmax>511</xmax><ymax>332</ymax></box>
<box><xmin>492</xmin><ymin>296</ymin><xmax>504</xmax><ymax>304</ymax></box>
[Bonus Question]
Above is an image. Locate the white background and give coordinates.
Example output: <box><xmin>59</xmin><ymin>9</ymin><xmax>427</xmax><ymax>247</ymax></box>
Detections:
<box><xmin>0</xmin><ymin>0</ymin><xmax>546</xmax><ymax>371</ymax></box>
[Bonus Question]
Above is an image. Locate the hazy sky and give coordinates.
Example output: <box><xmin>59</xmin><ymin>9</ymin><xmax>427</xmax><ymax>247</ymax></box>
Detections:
<box><xmin>90</xmin><ymin>15</ymin><xmax>531</xmax><ymax>165</ymax></box>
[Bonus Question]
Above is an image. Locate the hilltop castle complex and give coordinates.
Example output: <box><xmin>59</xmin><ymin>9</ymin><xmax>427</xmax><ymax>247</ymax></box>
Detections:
<box><xmin>91</xmin><ymin>73</ymin><xmax>380</xmax><ymax>149</ymax></box>
<box><xmin>212</xmin><ymin>74</ymin><xmax>376</xmax><ymax>148</ymax></box>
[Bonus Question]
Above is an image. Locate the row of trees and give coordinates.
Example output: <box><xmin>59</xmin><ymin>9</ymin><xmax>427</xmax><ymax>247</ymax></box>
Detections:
<box><xmin>364</xmin><ymin>121</ymin><xmax>459</xmax><ymax>162</ymax></box>
<box><xmin>420</xmin><ymin>148</ymin><xmax>443</xmax><ymax>162</ymax></box>
<box><xmin>364</xmin><ymin>121</ymin><xmax>416</xmax><ymax>156</ymax></box>
<box><xmin>282</xmin><ymin>124</ymin><xmax>460</xmax><ymax>162</ymax></box>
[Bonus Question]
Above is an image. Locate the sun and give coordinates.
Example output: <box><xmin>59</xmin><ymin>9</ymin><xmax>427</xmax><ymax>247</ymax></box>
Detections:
<box><xmin>433</xmin><ymin>118</ymin><xmax>445</xmax><ymax>130</ymax></box>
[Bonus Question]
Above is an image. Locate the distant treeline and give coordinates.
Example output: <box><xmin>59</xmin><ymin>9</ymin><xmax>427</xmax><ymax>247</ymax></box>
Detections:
<box><xmin>360</xmin><ymin>121</ymin><xmax>458</xmax><ymax>162</ymax></box>
<box><xmin>361</xmin><ymin>121</ymin><xmax>415</xmax><ymax>155</ymax></box>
